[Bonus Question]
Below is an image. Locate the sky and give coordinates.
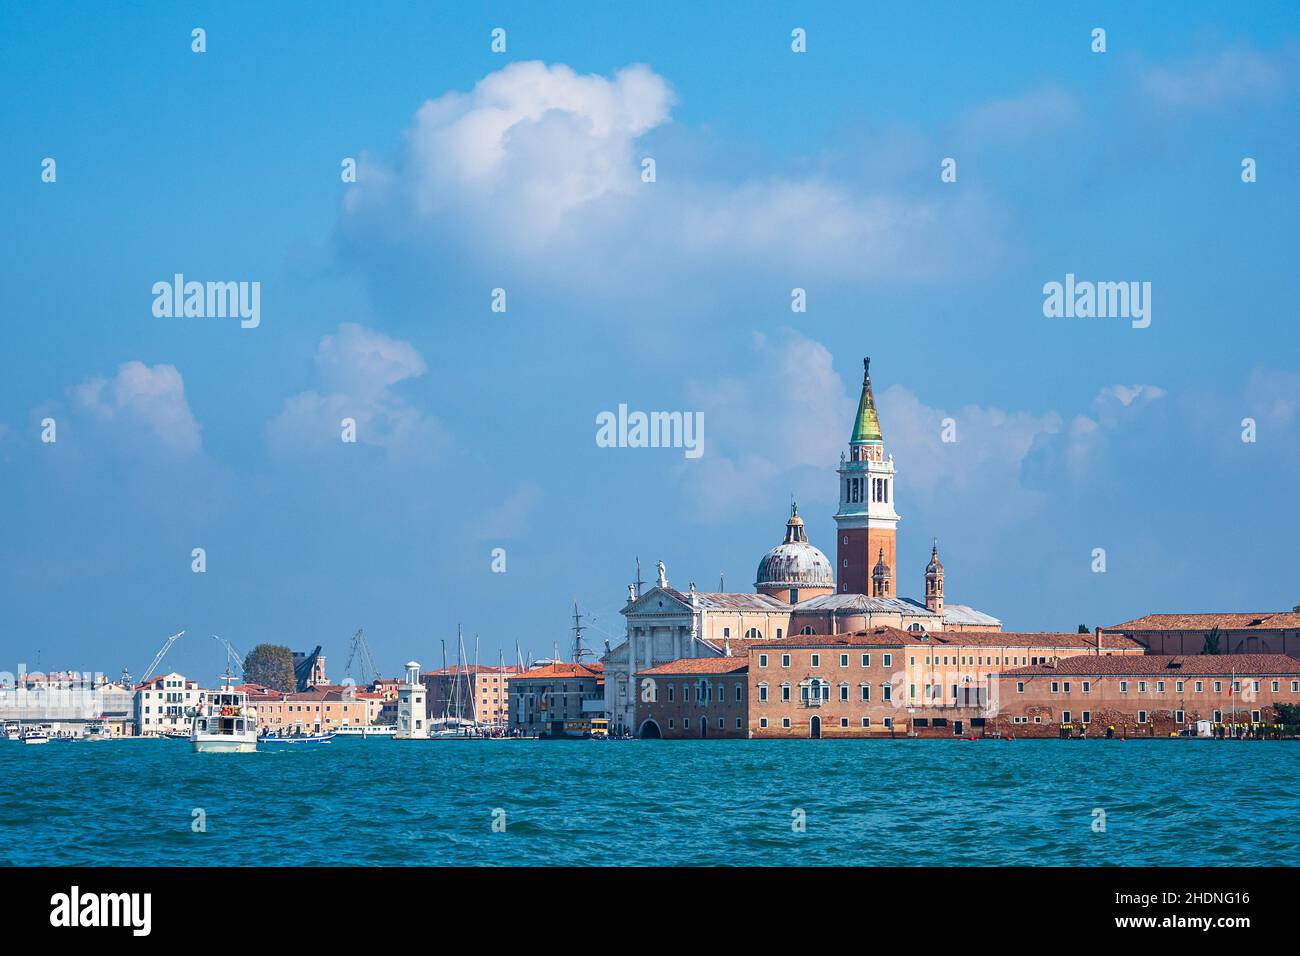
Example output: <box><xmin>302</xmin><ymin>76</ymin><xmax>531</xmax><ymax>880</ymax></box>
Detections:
<box><xmin>1</xmin><ymin>2</ymin><xmax>1298</xmax><ymax>686</ymax></box>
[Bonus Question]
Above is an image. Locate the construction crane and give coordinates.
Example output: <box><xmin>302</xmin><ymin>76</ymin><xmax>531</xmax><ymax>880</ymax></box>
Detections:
<box><xmin>212</xmin><ymin>634</ymin><xmax>244</xmax><ymax>679</ymax></box>
<box><xmin>139</xmin><ymin>630</ymin><xmax>185</xmax><ymax>684</ymax></box>
<box><xmin>343</xmin><ymin>628</ymin><xmax>380</xmax><ymax>687</ymax></box>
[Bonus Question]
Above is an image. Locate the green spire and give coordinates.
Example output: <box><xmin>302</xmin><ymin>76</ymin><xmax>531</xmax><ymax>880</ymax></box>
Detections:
<box><xmin>850</xmin><ymin>356</ymin><xmax>883</xmax><ymax>444</ymax></box>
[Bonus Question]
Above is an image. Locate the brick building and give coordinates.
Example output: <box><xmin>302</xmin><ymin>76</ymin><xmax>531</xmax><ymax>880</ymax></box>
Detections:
<box><xmin>509</xmin><ymin>662</ymin><xmax>604</xmax><ymax>736</ymax></box>
<box><xmin>422</xmin><ymin>665</ymin><xmax>520</xmax><ymax>727</ymax></box>
<box><xmin>991</xmin><ymin>654</ymin><xmax>1300</xmax><ymax>737</ymax></box>
<box><xmin>1101</xmin><ymin>612</ymin><xmax>1300</xmax><ymax>660</ymax></box>
<box><xmin>245</xmin><ymin>685</ymin><xmax>370</xmax><ymax>734</ymax></box>
<box><xmin>744</xmin><ymin>626</ymin><xmax>1143</xmax><ymax>738</ymax></box>
<box><xmin>635</xmin><ymin>658</ymin><xmax>749</xmax><ymax>738</ymax></box>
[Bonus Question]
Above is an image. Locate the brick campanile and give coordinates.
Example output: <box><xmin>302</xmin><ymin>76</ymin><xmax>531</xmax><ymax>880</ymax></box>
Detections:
<box><xmin>834</xmin><ymin>357</ymin><xmax>900</xmax><ymax>596</ymax></box>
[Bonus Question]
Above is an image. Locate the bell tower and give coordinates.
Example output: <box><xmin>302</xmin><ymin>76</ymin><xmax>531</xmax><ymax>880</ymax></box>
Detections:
<box><xmin>834</xmin><ymin>357</ymin><xmax>900</xmax><ymax>596</ymax></box>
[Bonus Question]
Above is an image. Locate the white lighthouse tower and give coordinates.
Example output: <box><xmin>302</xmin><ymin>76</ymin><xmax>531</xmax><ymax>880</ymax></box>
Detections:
<box><xmin>395</xmin><ymin>660</ymin><xmax>427</xmax><ymax>740</ymax></box>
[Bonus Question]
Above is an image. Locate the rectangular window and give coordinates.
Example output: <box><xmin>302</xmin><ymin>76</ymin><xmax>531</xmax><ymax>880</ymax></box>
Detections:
<box><xmin>1138</xmin><ymin>681</ymin><xmax>1147</xmax><ymax>693</ymax></box>
<box><xmin>1176</xmin><ymin>681</ymin><xmax>1184</xmax><ymax>693</ymax></box>
<box><xmin>862</xmin><ymin>717</ymin><xmax>870</xmax><ymax>728</ymax></box>
<box><xmin>758</xmin><ymin>685</ymin><xmax>768</xmax><ymax>702</ymax></box>
<box><xmin>1196</xmin><ymin>681</ymin><xmax>1204</xmax><ymax>693</ymax></box>
<box><xmin>860</xmin><ymin>685</ymin><xmax>870</xmax><ymax>701</ymax></box>
<box><xmin>840</xmin><ymin>654</ymin><xmax>849</xmax><ymax>667</ymax></box>
<box><xmin>1214</xmin><ymin>681</ymin><xmax>1222</xmax><ymax>693</ymax></box>
<box><xmin>736</xmin><ymin>717</ymin><xmax>743</xmax><ymax>729</ymax></box>
<box><xmin>840</xmin><ymin>717</ymin><xmax>848</xmax><ymax>728</ymax></box>
<box><xmin>1062</xmin><ymin>711</ymin><xmax>1071</xmax><ymax>723</ymax></box>
<box><xmin>781</xmin><ymin>685</ymin><xmax>790</xmax><ymax>702</ymax></box>
<box><xmin>1272</xmin><ymin>680</ymin><xmax>1279</xmax><ymax>692</ymax></box>
<box><xmin>1137</xmin><ymin>711</ymin><xmax>1147</xmax><ymax>724</ymax></box>
<box><xmin>1119</xmin><ymin>681</ymin><xmax>1128</xmax><ymax>693</ymax></box>
<box><xmin>861</xmin><ymin>654</ymin><xmax>870</xmax><ymax>667</ymax></box>
<box><xmin>883</xmin><ymin>654</ymin><xmax>891</xmax><ymax>667</ymax></box>
<box><xmin>1063</xmin><ymin>681</ymin><xmax>1070</xmax><ymax>693</ymax></box>
<box><xmin>882</xmin><ymin>684</ymin><xmax>891</xmax><ymax>701</ymax></box>
<box><xmin>782</xmin><ymin>655</ymin><xmax>791</xmax><ymax>667</ymax></box>
<box><xmin>1016</xmin><ymin>682</ymin><xmax>1025</xmax><ymax>694</ymax></box>
<box><xmin>811</xmin><ymin>654</ymin><xmax>820</xmax><ymax>667</ymax></box>
<box><xmin>759</xmin><ymin>654</ymin><xmax>768</xmax><ymax>668</ymax></box>
<box><xmin>1156</xmin><ymin>681</ymin><xmax>1164</xmax><ymax>693</ymax></box>
<box><xmin>782</xmin><ymin>718</ymin><xmax>790</xmax><ymax>728</ymax></box>
<box><xmin>1051</xmin><ymin>681</ymin><xmax>1059</xmax><ymax>693</ymax></box>
<box><xmin>839</xmin><ymin>685</ymin><xmax>848</xmax><ymax>702</ymax></box>
<box><xmin>1175</xmin><ymin>710</ymin><xmax>1184</xmax><ymax>723</ymax></box>
<box><xmin>1082</xmin><ymin>711</ymin><xmax>1091</xmax><ymax>724</ymax></box>
<box><xmin>759</xmin><ymin>717</ymin><xmax>768</xmax><ymax>728</ymax></box>
<box><xmin>884</xmin><ymin>716</ymin><xmax>893</xmax><ymax>728</ymax></box>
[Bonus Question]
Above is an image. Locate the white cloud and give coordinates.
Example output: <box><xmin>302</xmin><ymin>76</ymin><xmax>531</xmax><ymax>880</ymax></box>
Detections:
<box><xmin>71</xmin><ymin>361</ymin><xmax>201</xmax><ymax>454</ymax></box>
<box><xmin>1140</xmin><ymin>45</ymin><xmax>1289</xmax><ymax>110</ymax></box>
<box><xmin>963</xmin><ymin>85</ymin><xmax>1082</xmax><ymax>139</ymax></box>
<box><xmin>343</xmin><ymin>60</ymin><xmax>1003</xmax><ymax>286</ymax></box>
<box><xmin>267</xmin><ymin>323</ymin><xmax>439</xmax><ymax>455</ymax></box>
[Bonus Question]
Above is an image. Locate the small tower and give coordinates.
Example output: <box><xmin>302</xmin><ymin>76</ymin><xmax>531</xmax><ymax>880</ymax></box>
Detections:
<box><xmin>395</xmin><ymin>660</ymin><xmax>426</xmax><ymax>740</ymax></box>
<box><xmin>871</xmin><ymin>548</ymin><xmax>892</xmax><ymax>598</ymax></box>
<box><xmin>925</xmin><ymin>539</ymin><xmax>945</xmax><ymax>615</ymax></box>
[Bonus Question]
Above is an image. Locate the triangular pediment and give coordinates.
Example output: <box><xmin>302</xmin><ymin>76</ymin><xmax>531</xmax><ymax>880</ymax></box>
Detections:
<box><xmin>622</xmin><ymin>585</ymin><xmax>693</xmax><ymax>616</ymax></box>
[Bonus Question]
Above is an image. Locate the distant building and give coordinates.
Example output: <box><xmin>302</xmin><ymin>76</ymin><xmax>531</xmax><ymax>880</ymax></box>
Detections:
<box><xmin>0</xmin><ymin>672</ymin><xmax>134</xmax><ymax>735</ymax></box>
<box><xmin>243</xmin><ymin>684</ymin><xmax>371</xmax><ymax>734</ymax></box>
<box><xmin>995</xmin><ymin>654</ymin><xmax>1300</xmax><ymax>736</ymax></box>
<box><xmin>292</xmin><ymin>647</ymin><xmax>328</xmax><ymax>690</ymax></box>
<box><xmin>396</xmin><ymin>662</ymin><xmax>427</xmax><ymax>739</ymax></box>
<box><xmin>636</xmin><ymin>658</ymin><xmax>748</xmax><ymax>739</ymax></box>
<box><xmin>135</xmin><ymin>672</ymin><xmax>201</xmax><ymax>736</ymax></box>
<box><xmin>1101</xmin><ymin>612</ymin><xmax>1300</xmax><ymax>660</ymax></box>
<box><xmin>604</xmin><ymin>359</ymin><xmax>1001</xmax><ymax>735</ymax></box>
<box><xmin>421</xmin><ymin>665</ymin><xmax>520</xmax><ymax>726</ymax></box>
<box><xmin>509</xmin><ymin>663</ymin><xmax>604</xmax><ymax>736</ymax></box>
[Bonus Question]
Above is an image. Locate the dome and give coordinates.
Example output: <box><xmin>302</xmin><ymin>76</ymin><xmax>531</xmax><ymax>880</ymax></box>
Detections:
<box><xmin>925</xmin><ymin>540</ymin><xmax>944</xmax><ymax>575</ymax></box>
<box><xmin>755</xmin><ymin>503</ymin><xmax>834</xmax><ymax>589</ymax></box>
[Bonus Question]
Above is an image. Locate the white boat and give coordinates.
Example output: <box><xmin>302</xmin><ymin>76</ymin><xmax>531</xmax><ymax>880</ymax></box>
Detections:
<box><xmin>83</xmin><ymin>719</ymin><xmax>111</xmax><ymax>741</ymax></box>
<box><xmin>192</xmin><ymin>684</ymin><xmax>258</xmax><ymax>753</ymax></box>
<box><xmin>2</xmin><ymin>720</ymin><xmax>20</xmax><ymax>741</ymax></box>
<box><xmin>22</xmin><ymin>727</ymin><xmax>48</xmax><ymax>745</ymax></box>
<box><xmin>331</xmin><ymin>724</ymin><xmax>397</xmax><ymax>737</ymax></box>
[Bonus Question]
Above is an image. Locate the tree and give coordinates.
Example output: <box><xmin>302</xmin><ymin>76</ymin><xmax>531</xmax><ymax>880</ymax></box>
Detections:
<box><xmin>1077</xmin><ymin>625</ymin><xmax>1089</xmax><ymax>634</ymax></box>
<box><xmin>243</xmin><ymin>644</ymin><xmax>296</xmax><ymax>692</ymax></box>
<box><xmin>1200</xmin><ymin>626</ymin><xmax>1221</xmax><ymax>656</ymax></box>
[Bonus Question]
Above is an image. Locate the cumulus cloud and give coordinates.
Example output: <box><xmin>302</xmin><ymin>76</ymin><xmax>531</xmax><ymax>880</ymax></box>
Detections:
<box><xmin>1140</xmin><ymin>45</ymin><xmax>1290</xmax><ymax>110</ymax></box>
<box><xmin>267</xmin><ymin>323</ymin><xmax>439</xmax><ymax>454</ymax></box>
<box><xmin>962</xmin><ymin>85</ymin><xmax>1082</xmax><ymax>140</ymax></box>
<box><xmin>71</xmin><ymin>361</ymin><xmax>201</xmax><ymax>454</ymax></box>
<box><xmin>341</xmin><ymin>60</ymin><xmax>1002</xmax><ymax>289</ymax></box>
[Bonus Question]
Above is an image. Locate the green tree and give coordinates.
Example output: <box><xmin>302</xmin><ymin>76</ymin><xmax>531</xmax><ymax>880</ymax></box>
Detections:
<box><xmin>1200</xmin><ymin>626</ymin><xmax>1221</xmax><ymax>656</ymax></box>
<box><xmin>1077</xmin><ymin>625</ymin><xmax>1089</xmax><ymax>634</ymax></box>
<box><xmin>243</xmin><ymin>644</ymin><xmax>296</xmax><ymax>692</ymax></box>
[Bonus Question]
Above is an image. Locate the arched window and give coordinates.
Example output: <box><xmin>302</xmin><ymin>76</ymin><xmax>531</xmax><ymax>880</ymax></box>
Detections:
<box><xmin>909</xmin><ymin>623</ymin><xmax>925</xmax><ymax>632</ymax></box>
<box><xmin>800</xmin><ymin>625</ymin><xmax>816</xmax><ymax>635</ymax></box>
<box><xmin>744</xmin><ymin>627</ymin><xmax>763</xmax><ymax>640</ymax></box>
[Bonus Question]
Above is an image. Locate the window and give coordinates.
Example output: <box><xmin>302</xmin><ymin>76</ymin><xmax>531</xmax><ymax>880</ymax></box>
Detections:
<box><xmin>759</xmin><ymin>717</ymin><xmax>768</xmax><ymax>728</ymax></box>
<box><xmin>1175</xmin><ymin>710</ymin><xmax>1184</xmax><ymax>723</ymax></box>
<box><xmin>840</xmin><ymin>654</ymin><xmax>849</xmax><ymax>668</ymax></box>
<box><xmin>861</xmin><ymin>653</ymin><xmax>870</xmax><ymax>667</ymax></box>
<box><xmin>883</xmin><ymin>716</ymin><xmax>893</xmax><ymax>728</ymax></box>
<box><xmin>811</xmin><ymin>654</ymin><xmax>820</xmax><ymax>667</ymax></box>
<box><xmin>1082</xmin><ymin>711</ymin><xmax>1091</xmax><ymax>724</ymax></box>
<box><xmin>1137</xmin><ymin>711</ymin><xmax>1147</xmax><ymax>724</ymax></box>
<box><xmin>1119</xmin><ymin>681</ymin><xmax>1128</xmax><ymax>693</ymax></box>
<box><xmin>862</xmin><ymin>717</ymin><xmax>870</xmax><ymax>728</ymax></box>
<box><xmin>781</xmin><ymin>684</ymin><xmax>790</xmax><ymax>702</ymax></box>
<box><xmin>745</xmin><ymin>627</ymin><xmax>763</xmax><ymax>640</ymax></box>
<box><xmin>1138</xmin><ymin>681</ymin><xmax>1147</xmax><ymax>693</ymax></box>
<box><xmin>1292</xmin><ymin>681</ymin><xmax>1299</xmax><ymax>693</ymax></box>
<box><xmin>1213</xmin><ymin>710</ymin><xmax>1222</xmax><ymax>722</ymax></box>
<box><xmin>1051</xmin><ymin>681</ymin><xmax>1059</xmax><ymax>693</ymax></box>
<box><xmin>668</xmin><ymin>685</ymin><xmax>674</xmax><ymax>702</ymax></box>
<box><xmin>1062</xmin><ymin>711</ymin><xmax>1071</xmax><ymax>723</ymax></box>
<box><xmin>860</xmin><ymin>684</ymin><xmax>870</xmax><ymax>701</ymax></box>
<box><xmin>718</xmin><ymin>717</ymin><xmax>725</xmax><ymax>729</ymax></box>
<box><xmin>683</xmin><ymin>718</ymin><xmax>690</xmax><ymax>729</ymax></box>
<box><xmin>782</xmin><ymin>718</ymin><xmax>790</xmax><ymax>728</ymax></box>
<box><xmin>759</xmin><ymin>654</ymin><xmax>768</xmax><ymax>668</ymax></box>
<box><xmin>1195</xmin><ymin>681</ymin><xmax>1204</xmax><ymax>693</ymax></box>
<box><xmin>736</xmin><ymin>718</ymin><xmax>743</xmax><ymax>729</ymax></box>
<box><xmin>758</xmin><ymin>683</ymin><xmax>768</xmax><ymax>702</ymax></box>
<box><xmin>882</xmin><ymin>683</ymin><xmax>891</xmax><ymax>701</ymax></box>
<box><xmin>1176</xmin><ymin>680</ymin><xmax>1184</xmax><ymax>693</ymax></box>
<box><xmin>1214</xmin><ymin>681</ymin><xmax>1222</xmax><ymax>693</ymax></box>
<box><xmin>840</xmin><ymin>717</ymin><xmax>849</xmax><ymax>728</ymax></box>
<box><xmin>800</xmin><ymin>626</ymin><xmax>816</xmax><ymax>635</ymax></box>
<box><xmin>839</xmin><ymin>684</ymin><xmax>849</xmax><ymax>702</ymax></box>
<box><xmin>1272</xmin><ymin>680</ymin><xmax>1280</xmax><ymax>692</ymax></box>
<box><xmin>782</xmin><ymin>654</ymin><xmax>791</xmax><ymax>667</ymax></box>
<box><xmin>1252</xmin><ymin>709</ymin><xmax>1261</xmax><ymax>722</ymax></box>
<box><xmin>735</xmin><ymin>683</ymin><xmax>743</xmax><ymax>702</ymax></box>
<box><xmin>1016</xmin><ymin>682</ymin><xmax>1025</xmax><ymax>694</ymax></box>
<box><xmin>883</xmin><ymin>653</ymin><xmax>891</xmax><ymax>667</ymax></box>
<box><xmin>1156</xmin><ymin>681</ymin><xmax>1164</xmax><ymax>693</ymax></box>
<box><xmin>909</xmin><ymin>683</ymin><xmax>916</xmax><ymax>700</ymax></box>
<box><xmin>1063</xmin><ymin>682</ymin><xmax>1071</xmax><ymax>693</ymax></box>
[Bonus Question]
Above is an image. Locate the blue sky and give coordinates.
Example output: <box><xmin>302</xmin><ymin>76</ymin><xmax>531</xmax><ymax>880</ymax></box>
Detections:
<box><xmin>1</xmin><ymin>2</ymin><xmax>1298</xmax><ymax>684</ymax></box>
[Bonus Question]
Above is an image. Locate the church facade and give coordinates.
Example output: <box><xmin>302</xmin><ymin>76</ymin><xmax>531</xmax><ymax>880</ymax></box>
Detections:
<box><xmin>602</xmin><ymin>357</ymin><xmax>1001</xmax><ymax>736</ymax></box>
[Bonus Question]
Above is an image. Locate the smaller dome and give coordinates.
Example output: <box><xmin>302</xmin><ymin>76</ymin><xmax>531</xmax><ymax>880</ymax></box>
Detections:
<box><xmin>872</xmin><ymin>548</ymin><xmax>891</xmax><ymax>580</ymax></box>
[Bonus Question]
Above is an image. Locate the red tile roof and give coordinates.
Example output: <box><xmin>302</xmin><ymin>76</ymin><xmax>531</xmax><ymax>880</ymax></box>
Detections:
<box><xmin>759</xmin><ymin>626</ymin><xmax>932</xmax><ymax>648</ymax></box>
<box><xmin>940</xmin><ymin>631</ymin><xmax>1143</xmax><ymax>650</ymax></box>
<box><xmin>511</xmin><ymin>662</ymin><xmax>604</xmax><ymax>681</ymax></box>
<box><xmin>1003</xmin><ymin>654</ymin><xmax>1300</xmax><ymax>677</ymax></box>
<box><xmin>637</xmin><ymin>658</ymin><xmax>748</xmax><ymax>676</ymax></box>
<box><xmin>1107</xmin><ymin>612</ymin><xmax>1300</xmax><ymax>631</ymax></box>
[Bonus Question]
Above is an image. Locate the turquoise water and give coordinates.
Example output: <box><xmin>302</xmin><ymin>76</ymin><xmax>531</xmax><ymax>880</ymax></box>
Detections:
<box><xmin>2</xmin><ymin>737</ymin><xmax>1296</xmax><ymax>866</ymax></box>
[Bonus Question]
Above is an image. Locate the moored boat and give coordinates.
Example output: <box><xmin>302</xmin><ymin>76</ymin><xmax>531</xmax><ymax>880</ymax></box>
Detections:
<box><xmin>256</xmin><ymin>731</ymin><xmax>336</xmax><ymax>745</ymax></box>
<box><xmin>22</xmin><ymin>727</ymin><xmax>48</xmax><ymax>745</ymax></box>
<box><xmin>331</xmin><ymin>724</ymin><xmax>397</xmax><ymax>737</ymax></box>
<box><xmin>2</xmin><ymin>720</ymin><xmax>20</xmax><ymax>741</ymax></box>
